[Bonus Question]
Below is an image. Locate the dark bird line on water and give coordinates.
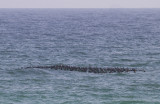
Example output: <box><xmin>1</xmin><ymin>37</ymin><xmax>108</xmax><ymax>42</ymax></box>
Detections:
<box><xmin>21</xmin><ymin>64</ymin><xmax>145</xmax><ymax>73</ymax></box>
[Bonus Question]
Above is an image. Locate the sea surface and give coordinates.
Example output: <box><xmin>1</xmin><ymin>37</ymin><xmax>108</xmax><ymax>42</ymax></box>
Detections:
<box><xmin>0</xmin><ymin>9</ymin><xmax>160</xmax><ymax>104</ymax></box>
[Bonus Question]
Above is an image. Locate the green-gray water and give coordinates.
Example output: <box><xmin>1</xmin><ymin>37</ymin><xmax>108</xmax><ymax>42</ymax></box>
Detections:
<box><xmin>0</xmin><ymin>9</ymin><xmax>160</xmax><ymax>104</ymax></box>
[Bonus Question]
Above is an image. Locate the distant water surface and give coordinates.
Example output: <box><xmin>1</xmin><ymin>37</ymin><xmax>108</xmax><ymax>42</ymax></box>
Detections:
<box><xmin>0</xmin><ymin>9</ymin><xmax>160</xmax><ymax>104</ymax></box>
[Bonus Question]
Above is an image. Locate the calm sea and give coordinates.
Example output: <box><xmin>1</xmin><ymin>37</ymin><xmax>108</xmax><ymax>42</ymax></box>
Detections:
<box><xmin>0</xmin><ymin>9</ymin><xmax>160</xmax><ymax>104</ymax></box>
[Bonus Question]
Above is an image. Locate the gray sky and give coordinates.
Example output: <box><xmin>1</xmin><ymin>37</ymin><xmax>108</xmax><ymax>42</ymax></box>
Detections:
<box><xmin>0</xmin><ymin>0</ymin><xmax>160</xmax><ymax>8</ymax></box>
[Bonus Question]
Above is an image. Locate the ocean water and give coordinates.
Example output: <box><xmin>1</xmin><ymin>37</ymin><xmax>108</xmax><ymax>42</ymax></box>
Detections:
<box><xmin>0</xmin><ymin>9</ymin><xmax>160</xmax><ymax>104</ymax></box>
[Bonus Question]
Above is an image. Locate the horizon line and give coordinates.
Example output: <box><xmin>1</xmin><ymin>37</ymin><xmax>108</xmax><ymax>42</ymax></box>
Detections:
<box><xmin>0</xmin><ymin>7</ymin><xmax>160</xmax><ymax>9</ymax></box>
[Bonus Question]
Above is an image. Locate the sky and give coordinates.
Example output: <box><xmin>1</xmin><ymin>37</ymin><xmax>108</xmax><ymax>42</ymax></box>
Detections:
<box><xmin>0</xmin><ymin>0</ymin><xmax>160</xmax><ymax>8</ymax></box>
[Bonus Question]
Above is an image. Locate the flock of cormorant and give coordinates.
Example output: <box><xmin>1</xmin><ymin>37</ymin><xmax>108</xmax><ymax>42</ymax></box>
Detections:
<box><xmin>23</xmin><ymin>64</ymin><xmax>145</xmax><ymax>73</ymax></box>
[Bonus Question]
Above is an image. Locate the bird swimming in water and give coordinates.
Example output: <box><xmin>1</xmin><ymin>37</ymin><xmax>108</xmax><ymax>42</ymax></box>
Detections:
<box><xmin>22</xmin><ymin>64</ymin><xmax>145</xmax><ymax>73</ymax></box>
